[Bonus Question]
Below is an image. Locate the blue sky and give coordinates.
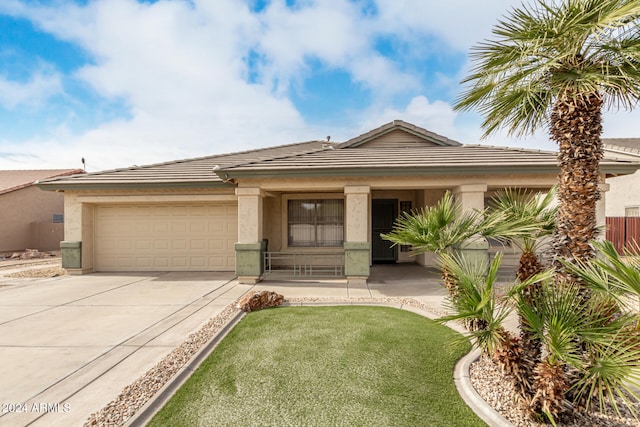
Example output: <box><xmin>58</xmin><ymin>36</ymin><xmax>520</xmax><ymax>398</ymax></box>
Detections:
<box><xmin>0</xmin><ymin>0</ymin><xmax>638</xmax><ymax>171</ymax></box>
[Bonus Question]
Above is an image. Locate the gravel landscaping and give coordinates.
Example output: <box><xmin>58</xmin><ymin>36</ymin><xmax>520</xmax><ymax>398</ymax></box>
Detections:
<box><xmin>4</xmin><ymin>266</ymin><xmax>66</xmax><ymax>278</ymax></box>
<box><xmin>470</xmin><ymin>356</ymin><xmax>640</xmax><ymax>427</ymax></box>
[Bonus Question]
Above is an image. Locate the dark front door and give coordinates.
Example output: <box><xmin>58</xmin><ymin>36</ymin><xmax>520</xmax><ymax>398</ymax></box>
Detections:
<box><xmin>372</xmin><ymin>199</ymin><xmax>398</xmax><ymax>263</ymax></box>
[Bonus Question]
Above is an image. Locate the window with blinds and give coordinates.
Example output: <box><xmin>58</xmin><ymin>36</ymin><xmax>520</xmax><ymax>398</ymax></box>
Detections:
<box><xmin>288</xmin><ymin>199</ymin><xmax>344</xmax><ymax>247</ymax></box>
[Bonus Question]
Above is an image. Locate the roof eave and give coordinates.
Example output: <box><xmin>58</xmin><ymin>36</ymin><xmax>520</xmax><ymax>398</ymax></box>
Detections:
<box><xmin>223</xmin><ymin>164</ymin><xmax>563</xmax><ymax>179</ymax></box>
<box><xmin>36</xmin><ymin>180</ymin><xmax>236</xmax><ymax>191</ymax></box>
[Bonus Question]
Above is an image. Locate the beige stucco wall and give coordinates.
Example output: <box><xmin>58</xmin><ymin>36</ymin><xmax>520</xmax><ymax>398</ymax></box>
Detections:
<box><xmin>606</xmin><ymin>171</ymin><xmax>640</xmax><ymax>217</ymax></box>
<box><xmin>263</xmin><ymin>193</ymin><xmax>283</xmax><ymax>251</ymax></box>
<box><xmin>0</xmin><ymin>186</ymin><xmax>65</xmax><ymax>252</ymax></box>
<box><xmin>61</xmin><ymin>173</ymin><xmax>560</xmax><ymax>273</ymax></box>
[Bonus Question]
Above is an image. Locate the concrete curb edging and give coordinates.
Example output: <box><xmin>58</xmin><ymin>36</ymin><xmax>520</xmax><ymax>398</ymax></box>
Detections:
<box><xmin>454</xmin><ymin>348</ymin><xmax>513</xmax><ymax>427</ymax></box>
<box><xmin>124</xmin><ymin>310</ymin><xmax>246</xmax><ymax>427</ymax></box>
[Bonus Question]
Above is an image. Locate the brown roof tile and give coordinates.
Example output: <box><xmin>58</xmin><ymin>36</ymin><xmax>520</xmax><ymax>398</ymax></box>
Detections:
<box><xmin>37</xmin><ymin>141</ymin><xmax>331</xmax><ymax>188</ymax></box>
<box><xmin>36</xmin><ymin>123</ymin><xmax>640</xmax><ymax>190</ymax></box>
<box><xmin>603</xmin><ymin>138</ymin><xmax>640</xmax><ymax>155</ymax></box>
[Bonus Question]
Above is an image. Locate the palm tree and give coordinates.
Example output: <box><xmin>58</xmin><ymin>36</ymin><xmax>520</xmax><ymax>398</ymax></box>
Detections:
<box><xmin>487</xmin><ymin>187</ymin><xmax>557</xmax><ymax>401</ymax></box>
<box><xmin>511</xmin><ymin>277</ymin><xmax>640</xmax><ymax>422</ymax></box>
<box><xmin>382</xmin><ymin>191</ymin><xmax>482</xmax><ymax>297</ymax></box>
<box><xmin>454</xmin><ymin>0</ymin><xmax>640</xmax><ymax>274</ymax></box>
<box><xmin>382</xmin><ymin>191</ymin><xmax>543</xmax><ymax>299</ymax></box>
<box><xmin>442</xmin><ymin>249</ymin><xmax>640</xmax><ymax>423</ymax></box>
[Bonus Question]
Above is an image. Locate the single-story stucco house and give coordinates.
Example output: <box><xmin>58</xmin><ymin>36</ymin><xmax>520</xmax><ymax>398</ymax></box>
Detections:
<box><xmin>37</xmin><ymin>120</ymin><xmax>640</xmax><ymax>284</ymax></box>
<box><xmin>1</xmin><ymin>169</ymin><xmax>84</xmax><ymax>253</ymax></box>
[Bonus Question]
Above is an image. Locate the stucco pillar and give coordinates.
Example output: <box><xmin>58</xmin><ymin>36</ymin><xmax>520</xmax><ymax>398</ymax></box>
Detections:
<box><xmin>453</xmin><ymin>184</ymin><xmax>487</xmax><ymax>213</ymax></box>
<box><xmin>344</xmin><ymin>185</ymin><xmax>370</xmax><ymax>283</ymax></box>
<box><xmin>61</xmin><ymin>193</ymin><xmax>94</xmax><ymax>274</ymax></box>
<box><xmin>452</xmin><ymin>184</ymin><xmax>489</xmax><ymax>266</ymax></box>
<box><xmin>235</xmin><ymin>187</ymin><xmax>265</xmax><ymax>284</ymax></box>
<box><xmin>596</xmin><ymin>183</ymin><xmax>610</xmax><ymax>240</ymax></box>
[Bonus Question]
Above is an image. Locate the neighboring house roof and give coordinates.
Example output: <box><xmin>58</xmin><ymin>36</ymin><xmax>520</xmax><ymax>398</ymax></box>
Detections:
<box><xmin>603</xmin><ymin>138</ymin><xmax>640</xmax><ymax>157</ymax></box>
<box><xmin>37</xmin><ymin>121</ymin><xmax>640</xmax><ymax>190</ymax></box>
<box><xmin>0</xmin><ymin>169</ymin><xmax>84</xmax><ymax>195</ymax></box>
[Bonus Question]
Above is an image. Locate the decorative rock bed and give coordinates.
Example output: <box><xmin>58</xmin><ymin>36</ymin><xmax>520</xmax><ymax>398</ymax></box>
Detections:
<box><xmin>4</xmin><ymin>266</ymin><xmax>66</xmax><ymax>278</ymax></box>
<box><xmin>470</xmin><ymin>356</ymin><xmax>640</xmax><ymax>427</ymax></box>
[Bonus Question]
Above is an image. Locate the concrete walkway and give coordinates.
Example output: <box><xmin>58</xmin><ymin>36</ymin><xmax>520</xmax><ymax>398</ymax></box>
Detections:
<box><xmin>0</xmin><ymin>264</ymin><xmax>457</xmax><ymax>427</ymax></box>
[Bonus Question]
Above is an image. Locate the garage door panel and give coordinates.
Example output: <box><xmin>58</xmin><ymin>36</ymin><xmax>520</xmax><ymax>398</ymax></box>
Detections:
<box><xmin>95</xmin><ymin>203</ymin><xmax>237</xmax><ymax>272</ymax></box>
<box><xmin>152</xmin><ymin>257</ymin><xmax>168</xmax><ymax>268</ymax></box>
<box><xmin>190</xmin><ymin>222</ymin><xmax>206</xmax><ymax>233</ymax></box>
<box><xmin>154</xmin><ymin>240</ymin><xmax>169</xmax><ymax>250</ymax></box>
<box><xmin>136</xmin><ymin>240</ymin><xmax>151</xmax><ymax>250</ymax></box>
<box><xmin>172</xmin><ymin>223</ymin><xmax>187</xmax><ymax>233</ymax></box>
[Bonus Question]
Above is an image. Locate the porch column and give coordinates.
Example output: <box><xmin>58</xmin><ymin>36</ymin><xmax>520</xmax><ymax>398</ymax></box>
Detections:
<box><xmin>596</xmin><ymin>183</ymin><xmax>610</xmax><ymax>240</ymax></box>
<box><xmin>453</xmin><ymin>184</ymin><xmax>489</xmax><ymax>265</ymax></box>
<box><xmin>61</xmin><ymin>193</ymin><xmax>94</xmax><ymax>274</ymax></box>
<box><xmin>344</xmin><ymin>185</ymin><xmax>370</xmax><ymax>284</ymax></box>
<box><xmin>235</xmin><ymin>187</ymin><xmax>266</xmax><ymax>284</ymax></box>
<box><xmin>453</xmin><ymin>184</ymin><xmax>487</xmax><ymax>213</ymax></box>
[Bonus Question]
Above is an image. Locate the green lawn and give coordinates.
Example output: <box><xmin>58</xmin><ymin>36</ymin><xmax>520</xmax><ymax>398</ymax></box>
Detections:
<box><xmin>149</xmin><ymin>306</ymin><xmax>486</xmax><ymax>427</ymax></box>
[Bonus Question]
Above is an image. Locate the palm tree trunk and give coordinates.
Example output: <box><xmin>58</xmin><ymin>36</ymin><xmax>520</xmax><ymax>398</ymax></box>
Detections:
<box><xmin>545</xmin><ymin>91</ymin><xmax>603</xmax><ymax>420</ymax></box>
<box><xmin>516</xmin><ymin>250</ymin><xmax>544</xmax><ymax>404</ymax></box>
<box><xmin>549</xmin><ymin>91</ymin><xmax>603</xmax><ymax>276</ymax></box>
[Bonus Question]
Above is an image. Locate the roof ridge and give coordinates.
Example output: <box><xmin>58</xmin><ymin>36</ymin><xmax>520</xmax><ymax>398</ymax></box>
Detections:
<box><xmin>338</xmin><ymin>120</ymin><xmax>462</xmax><ymax>148</ymax></box>
<box><xmin>217</xmin><ymin>143</ymin><xmax>336</xmax><ymax>171</ymax></box>
<box><xmin>462</xmin><ymin>144</ymin><xmax>558</xmax><ymax>155</ymax></box>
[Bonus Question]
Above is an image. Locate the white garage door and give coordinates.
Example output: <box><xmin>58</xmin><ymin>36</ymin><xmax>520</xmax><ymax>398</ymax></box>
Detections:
<box><xmin>95</xmin><ymin>204</ymin><xmax>237</xmax><ymax>271</ymax></box>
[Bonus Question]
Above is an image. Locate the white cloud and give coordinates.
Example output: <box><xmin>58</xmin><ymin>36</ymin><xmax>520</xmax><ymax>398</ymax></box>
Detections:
<box><xmin>0</xmin><ymin>0</ymin><xmax>441</xmax><ymax>170</ymax></box>
<box><xmin>374</xmin><ymin>0</ymin><xmax>523</xmax><ymax>51</ymax></box>
<box><xmin>0</xmin><ymin>0</ymin><xmax>630</xmax><ymax>172</ymax></box>
<box><xmin>366</xmin><ymin>95</ymin><xmax>459</xmax><ymax>138</ymax></box>
<box><xmin>0</xmin><ymin>70</ymin><xmax>63</xmax><ymax>110</ymax></box>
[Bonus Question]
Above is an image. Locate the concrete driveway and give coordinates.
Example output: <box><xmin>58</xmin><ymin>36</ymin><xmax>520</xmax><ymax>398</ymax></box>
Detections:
<box><xmin>0</xmin><ymin>272</ymin><xmax>251</xmax><ymax>427</ymax></box>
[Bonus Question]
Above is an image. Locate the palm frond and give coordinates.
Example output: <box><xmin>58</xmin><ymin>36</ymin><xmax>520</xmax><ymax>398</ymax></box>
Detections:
<box><xmin>561</xmin><ymin>240</ymin><xmax>640</xmax><ymax>312</ymax></box>
<box><xmin>437</xmin><ymin>251</ymin><xmax>512</xmax><ymax>354</ymax></box>
<box><xmin>381</xmin><ymin>191</ymin><xmax>483</xmax><ymax>254</ymax></box>
<box><xmin>570</xmin><ymin>327</ymin><xmax>640</xmax><ymax>417</ymax></box>
<box><xmin>486</xmin><ymin>187</ymin><xmax>557</xmax><ymax>252</ymax></box>
<box><xmin>454</xmin><ymin>0</ymin><xmax>640</xmax><ymax>138</ymax></box>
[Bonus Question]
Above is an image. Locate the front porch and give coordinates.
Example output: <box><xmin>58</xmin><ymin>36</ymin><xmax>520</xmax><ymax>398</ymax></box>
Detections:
<box><xmin>234</xmin><ymin>183</ymin><xmax>509</xmax><ymax>285</ymax></box>
<box><xmin>251</xmin><ymin>262</ymin><xmax>519</xmax><ymax>300</ymax></box>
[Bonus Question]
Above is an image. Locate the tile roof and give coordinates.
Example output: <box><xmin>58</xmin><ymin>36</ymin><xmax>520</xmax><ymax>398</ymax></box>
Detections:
<box><xmin>217</xmin><ymin>144</ymin><xmax>640</xmax><ymax>178</ymax></box>
<box><xmin>36</xmin><ymin>122</ymin><xmax>640</xmax><ymax>190</ymax></box>
<box><xmin>603</xmin><ymin>138</ymin><xmax>640</xmax><ymax>156</ymax></box>
<box><xmin>37</xmin><ymin>141</ymin><xmax>332</xmax><ymax>189</ymax></box>
<box><xmin>339</xmin><ymin>119</ymin><xmax>461</xmax><ymax>148</ymax></box>
<box><xmin>0</xmin><ymin>169</ymin><xmax>84</xmax><ymax>195</ymax></box>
